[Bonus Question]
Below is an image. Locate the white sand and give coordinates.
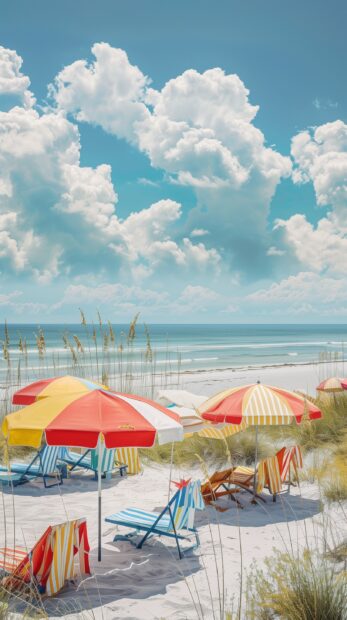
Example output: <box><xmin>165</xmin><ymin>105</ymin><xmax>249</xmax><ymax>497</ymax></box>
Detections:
<box><xmin>1</xmin><ymin>362</ymin><xmax>346</xmax><ymax>619</ymax></box>
<box><xmin>179</xmin><ymin>358</ymin><xmax>347</xmax><ymax>397</ymax></box>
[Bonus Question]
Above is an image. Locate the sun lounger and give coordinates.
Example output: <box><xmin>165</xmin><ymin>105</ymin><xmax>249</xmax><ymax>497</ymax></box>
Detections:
<box><xmin>201</xmin><ymin>468</ymin><xmax>244</xmax><ymax>510</ymax></box>
<box><xmin>105</xmin><ymin>479</ymin><xmax>204</xmax><ymax>558</ymax></box>
<box><xmin>0</xmin><ymin>518</ymin><xmax>90</xmax><ymax>596</ymax></box>
<box><xmin>58</xmin><ymin>445</ymin><xmax>127</xmax><ymax>479</ymax></box>
<box><xmin>0</xmin><ymin>445</ymin><xmax>62</xmax><ymax>488</ymax></box>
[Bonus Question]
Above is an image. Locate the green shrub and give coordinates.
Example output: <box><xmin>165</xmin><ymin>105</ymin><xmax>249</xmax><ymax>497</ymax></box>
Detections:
<box><xmin>246</xmin><ymin>549</ymin><xmax>347</xmax><ymax>620</ymax></box>
<box><xmin>291</xmin><ymin>396</ymin><xmax>347</xmax><ymax>451</ymax></box>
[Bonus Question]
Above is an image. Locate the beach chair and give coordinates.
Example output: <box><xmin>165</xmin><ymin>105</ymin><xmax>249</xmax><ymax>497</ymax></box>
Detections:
<box><xmin>0</xmin><ymin>445</ymin><xmax>62</xmax><ymax>488</ymax></box>
<box><xmin>58</xmin><ymin>445</ymin><xmax>127</xmax><ymax>479</ymax></box>
<box><xmin>0</xmin><ymin>518</ymin><xmax>91</xmax><ymax>596</ymax></box>
<box><xmin>105</xmin><ymin>479</ymin><xmax>204</xmax><ymax>559</ymax></box>
<box><xmin>201</xmin><ymin>468</ymin><xmax>244</xmax><ymax>510</ymax></box>
<box><xmin>256</xmin><ymin>456</ymin><xmax>282</xmax><ymax>502</ymax></box>
<box><xmin>229</xmin><ymin>446</ymin><xmax>300</xmax><ymax>502</ymax></box>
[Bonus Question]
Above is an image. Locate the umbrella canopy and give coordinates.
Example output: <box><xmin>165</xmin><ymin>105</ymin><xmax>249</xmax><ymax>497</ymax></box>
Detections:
<box><xmin>158</xmin><ymin>390</ymin><xmax>248</xmax><ymax>438</ymax></box>
<box><xmin>12</xmin><ymin>375</ymin><xmax>108</xmax><ymax>405</ymax></box>
<box><xmin>316</xmin><ymin>377</ymin><xmax>347</xmax><ymax>393</ymax></box>
<box><xmin>167</xmin><ymin>404</ymin><xmax>248</xmax><ymax>438</ymax></box>
<box><xmin>3</xmin><ymin>389</ymin><xmax>184</xmax><ymax>449</ymax></box>
<box><xmin>198</xmin><ymin>383</ymin><xmax>322</xmax><ymax>425</ymax></box>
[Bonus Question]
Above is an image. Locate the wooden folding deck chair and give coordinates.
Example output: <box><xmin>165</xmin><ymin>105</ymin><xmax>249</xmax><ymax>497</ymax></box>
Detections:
<box><xmin>0</xmin><ymin>445</ymin><xmax>63</xmax><ymax>488</ymax></box>
<box><xmin>105</xmin><ymin>479</ymin><xmax>204</xmax><ymax>559</ymax></box>
<box><xmin>0</xmin><ymin>518</ymin><xmax>91</xmax><ymax>596</ymax></box>
<box><xmin>201</xmin><ymin>468</ymin><xmax>244</xmax><ymax>510</ymax></box>
<box><xmin>202</xmin><ymin>461</ymin><xmax>278</xmax><ymax>505</ymax></box>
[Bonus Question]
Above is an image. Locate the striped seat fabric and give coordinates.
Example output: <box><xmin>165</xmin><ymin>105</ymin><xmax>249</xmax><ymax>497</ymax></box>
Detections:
<box><xmin>105</xmin><ymin>480</ymin><xmax>204</xmax><ymax>558</ymax></box>
<box><xmin>90</xmin><ymin>445</ymin><xmax>116</xmax><ymax>473</ymax></box>
<box><xmin>0</xmin><ymin>518</ymin><xmax>90</xmax><ymax>596</ymax></box>
<box><xmin>59</xmin><ymin>444</ymin><xmax>127</xmax><ymax>478</ymax></box>
<box><xmin>110</xmin><ymin>507</ymin><xmax>172</xmax><ymax>532</ymax></box>
<box><xmin>257</xmin><ymin>456</ymin><xmax>282</xmax><ymax>496</ymax></box>
<box><xmin>277</xmin><ymin>445</ymin><xmax>303</xmax><ymax>482</ymax></box>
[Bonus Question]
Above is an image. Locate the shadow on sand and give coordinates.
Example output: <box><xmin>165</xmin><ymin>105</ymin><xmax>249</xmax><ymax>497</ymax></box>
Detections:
<box><xmin>0</xmin><ymin>472</ymin><xmax>126</xmax><ymax>496</ymax></box>
<box><xmin>41</xmin><ymin>539</ymin><xmax>201</xmax><ymax>617</ymax></box>
<box><xmin>200</xmin><ymin>488</ymin><xmax>322</xmax><ymax>528</ymax></box>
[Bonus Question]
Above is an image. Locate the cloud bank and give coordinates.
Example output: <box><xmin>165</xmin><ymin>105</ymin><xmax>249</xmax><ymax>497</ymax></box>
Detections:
<box><xmin>0</xmin><ymin>42</ymin><xmax>346</xmax><ymax>320</ymax></box>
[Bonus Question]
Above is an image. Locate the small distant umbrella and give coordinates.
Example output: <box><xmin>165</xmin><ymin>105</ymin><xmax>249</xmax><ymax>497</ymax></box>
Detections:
<box><xmin>316</xmin><ymin>377</ymin><xmax>347</xmax><ymax>393</ymax></box>
<box><xmin>12</xmin><ymin>375</ymin><xmax>108</xmax><ymax>405</ymax></box>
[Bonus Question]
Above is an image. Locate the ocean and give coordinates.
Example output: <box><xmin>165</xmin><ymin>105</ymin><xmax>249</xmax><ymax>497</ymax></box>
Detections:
<box><xmin>1</xmin><ymin>323</ymin><xmax>347</xmax><ymax>382</ymax></box>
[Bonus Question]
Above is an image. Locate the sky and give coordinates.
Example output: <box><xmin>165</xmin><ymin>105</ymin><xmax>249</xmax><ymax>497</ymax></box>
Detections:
<box><xmin>0</xmin><ymin>0</ymin><xmax>346</xmax><ymax>323</ymax></box>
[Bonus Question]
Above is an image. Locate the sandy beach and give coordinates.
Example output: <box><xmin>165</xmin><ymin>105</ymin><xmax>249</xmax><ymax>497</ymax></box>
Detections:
<box><xmin>176</xmin><ymin>358</ymin><xmax>346</xmax><ymax>397</ymax></box>
<box><xmin>1</xmin><ymin>361</ymin><xmax>346</xmax><ymax>620</ymax></box>
<box><xmin>1</xmin><ymin>461</ymin><xmax>344</xmax><ymax>620</ymax></box>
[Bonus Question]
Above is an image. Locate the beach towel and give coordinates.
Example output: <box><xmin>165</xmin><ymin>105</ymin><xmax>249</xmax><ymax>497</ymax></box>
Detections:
<box><xmin>257</xmin><ymin>456</ymin><xmax>282</xmax><ymax>495</ymax></box>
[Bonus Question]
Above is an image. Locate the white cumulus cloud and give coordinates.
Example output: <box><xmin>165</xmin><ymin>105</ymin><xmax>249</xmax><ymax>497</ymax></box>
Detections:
<box><xmin>49</xmin><ymin>43</ymin><xmax>292</xmax><ymax>276</ymax></box>
<box><xmin>275</xmin><ymin>214</ymin><xmax>347</xmax><ymax>274</ymax></box>
<box><xmin>291</xmin><ymin>120</ymin><xmax>347</xmax><ymax>222</ymax></box>
<box><xmin>0</xmin><ymin>46</ymin><xmax>35</xmax><ymax>108</ymax></box>
<box><xmin>50</xmin><ymin>42</ymin><xmax>150</xmax><ymax>143</ymax></box>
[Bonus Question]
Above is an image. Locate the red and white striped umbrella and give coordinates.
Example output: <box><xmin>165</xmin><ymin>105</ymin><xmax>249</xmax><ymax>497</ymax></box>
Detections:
<box><xmin>317</xmin><ymin>377</ymin><xmax>347</xmax><ymax>393</ymax></box>
<box><xmin>199</xmin><ymin>383</ymin><xmax>321</xmax><ymax>426</ymax></box>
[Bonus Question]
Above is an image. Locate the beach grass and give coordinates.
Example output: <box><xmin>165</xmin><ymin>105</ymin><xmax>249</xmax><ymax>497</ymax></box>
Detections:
<box><xmin>142</xmin><ymin>427</ymin><xmax>272</xmax><ymax>468</ymax></box>
<box><xmin>246</xmin><ymin>548</ymin><xmax>347</xmax><ymax>620</ymax></box>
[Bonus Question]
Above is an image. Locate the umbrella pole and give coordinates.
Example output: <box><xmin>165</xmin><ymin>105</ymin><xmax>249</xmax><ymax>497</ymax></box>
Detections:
<box><xmin>253</xmin><ymin>425</ymin><xmax>258</xmax><ymax>502</ymax></box>
<box><xmin>98</xmin><ymin>437</ymin><xmax>102</xmax><ymax>562</ymax></box>
<box><xmin>167</xmin><ymin>441</ymin><xmax>174</xmax><ymax>502</ymax></box>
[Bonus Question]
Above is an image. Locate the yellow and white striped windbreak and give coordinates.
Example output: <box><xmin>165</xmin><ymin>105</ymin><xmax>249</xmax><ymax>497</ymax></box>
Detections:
<box><xmin>116</xmin><ymin>447</ymin><xmax>141</xmax><ymax>475</ymax></box>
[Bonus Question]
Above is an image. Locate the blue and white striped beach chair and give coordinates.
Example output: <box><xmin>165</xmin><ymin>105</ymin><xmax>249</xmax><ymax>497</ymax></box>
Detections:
<box><xmin>105</xmin><ymin>479</ymin><xmax>204</xmax><ymax>558</ymax></box>
<box><xmin>58</xmin><ymin>445</ymin><xmax>127</xmax><ymax>480</ymax></box>
<box><xmin>0</xmin><ymin>445</ymin><xmax>62</xmax><ymax>488</ymax></box>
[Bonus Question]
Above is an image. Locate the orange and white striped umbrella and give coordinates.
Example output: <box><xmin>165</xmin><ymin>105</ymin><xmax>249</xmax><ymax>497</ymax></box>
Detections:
<box><xmin>199</xmin><ymin>383</ymin><xmax>322</xmax><ymax>426</ymax></box>
<box><xmin>316</xmin><ymin>377</ymin><xmax>347</xmax><ymax>393</ymax></box>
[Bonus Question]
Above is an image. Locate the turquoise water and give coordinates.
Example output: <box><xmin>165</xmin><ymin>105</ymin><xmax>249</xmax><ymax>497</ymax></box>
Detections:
<box><xmin>1</xmin><ymin>324</ymin><xmax>347</xmax><ymax>380</ymax></box>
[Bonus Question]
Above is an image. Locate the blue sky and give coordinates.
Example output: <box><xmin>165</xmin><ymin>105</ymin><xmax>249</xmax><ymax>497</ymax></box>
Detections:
<box><xmin>0</xmin><ymin>0</ymin><xmax>346</xmax><ymax>323</ymax></box>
